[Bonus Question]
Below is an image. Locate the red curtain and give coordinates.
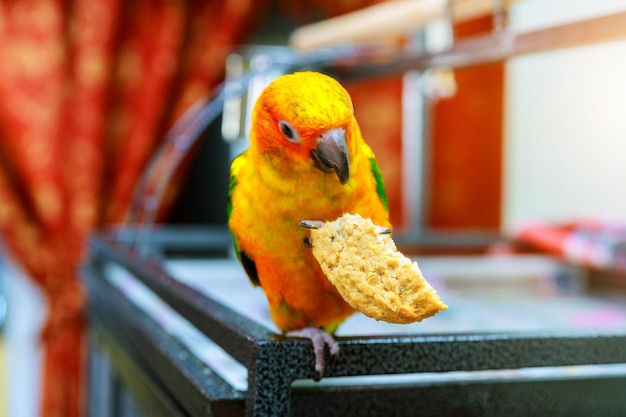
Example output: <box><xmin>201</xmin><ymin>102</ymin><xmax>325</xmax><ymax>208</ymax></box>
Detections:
<box><xmin>0</xmin><ymin>1</ymin><xmax>266</xmax><ymax>416</ymax></box>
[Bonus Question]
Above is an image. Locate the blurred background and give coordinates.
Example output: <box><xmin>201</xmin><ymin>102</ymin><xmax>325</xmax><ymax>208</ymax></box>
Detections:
<box><xmin>2</xmin><ymin>0</ymin><xmax>626</xmax><ymax>416</ymax></box>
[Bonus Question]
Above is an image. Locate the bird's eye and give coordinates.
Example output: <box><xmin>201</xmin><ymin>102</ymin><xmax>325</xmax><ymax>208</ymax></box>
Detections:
<box><xmin>278</xmin><ymin>120</ymin><xmax>300</xmax><ymax>143</ymax></box>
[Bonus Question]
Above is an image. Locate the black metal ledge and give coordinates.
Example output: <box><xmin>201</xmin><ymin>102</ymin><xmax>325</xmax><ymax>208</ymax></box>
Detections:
<box><xmin>84</xmin><ymin>228</ymin><xmax>626</xmax><ymax>416</ymax></box>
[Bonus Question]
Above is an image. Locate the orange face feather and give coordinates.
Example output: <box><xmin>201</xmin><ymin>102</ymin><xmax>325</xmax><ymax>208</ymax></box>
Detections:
<box><xmin>251</xmin><ymin>72</ymin><xmax>355</xmax><ymax>156</ymax></box>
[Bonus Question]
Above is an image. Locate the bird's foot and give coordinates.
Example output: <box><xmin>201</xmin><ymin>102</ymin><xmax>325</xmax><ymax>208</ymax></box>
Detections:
<box><xmin>286</xmin><ymin>327</ymin><xmax>339</xmax><ymax>380</ymax></box>
<box><xmin>300</xmin><ymin>219</ymin><xmax>391</xmax><ymax>241</ymax></box>
<box><xmin>299</xmin><ymin>220</ymin><xmax>325</xmax><ymax>230</ymax></box>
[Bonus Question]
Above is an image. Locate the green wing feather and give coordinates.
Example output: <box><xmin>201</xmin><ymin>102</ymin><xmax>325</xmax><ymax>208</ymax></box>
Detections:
<box><xmin>227</xmin><ymin>153</ymin><xmax>260</xmax><ymax>287</ymax></box>
<box><xmin>369</xmin><ymin>157</ymin><xmax>389</xmax><ymax>211</ymax></box>
<box><xmin>226</xmin><ymin>169</ymin><xmax>237</xmax><ymax>220</ymax></box>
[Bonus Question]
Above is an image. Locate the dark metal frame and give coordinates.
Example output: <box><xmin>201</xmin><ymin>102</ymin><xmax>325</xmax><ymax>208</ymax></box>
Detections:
<box><xmin>84</xmin><ymin>228</ymin><xmax>626</xmax><ymax>417</ymax></box>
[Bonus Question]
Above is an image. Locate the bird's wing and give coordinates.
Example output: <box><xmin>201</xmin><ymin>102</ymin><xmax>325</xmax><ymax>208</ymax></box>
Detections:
<box><xmin>369</xmin><ymin>156</ymin><xmax>389</xmax><ymax>212</ymax></box>
<box><xmin>227</xmin><ymin>152</ymin><xmax>261</xmax><ymax>287</ymax></box>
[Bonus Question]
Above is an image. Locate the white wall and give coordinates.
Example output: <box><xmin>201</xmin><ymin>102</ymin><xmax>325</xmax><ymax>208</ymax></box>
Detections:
<box><xmin>503</xmin><ymin>0</ymin><xmax>626</xmax><ymax>228</ymax></box>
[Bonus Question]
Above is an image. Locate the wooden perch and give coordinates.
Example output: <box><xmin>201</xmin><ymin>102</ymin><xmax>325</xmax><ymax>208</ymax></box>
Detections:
<box><xmin>289</xmin><ymin>0</ymin><xmax>516</xmax><ymax>50</ymax></box>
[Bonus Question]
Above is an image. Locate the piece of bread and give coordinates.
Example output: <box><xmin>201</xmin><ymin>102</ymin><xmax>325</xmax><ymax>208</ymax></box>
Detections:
<box><xmin>309</xmin><ymin>213</ymin><xmax>447</xmax><ymax>324</ymax></box>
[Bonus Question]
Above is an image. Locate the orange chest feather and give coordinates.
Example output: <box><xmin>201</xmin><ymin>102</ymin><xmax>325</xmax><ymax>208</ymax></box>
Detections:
<box><xmin>229</xmin><ymin>151</ymin><xmax>386</xmax><ymax>258</ymax></box>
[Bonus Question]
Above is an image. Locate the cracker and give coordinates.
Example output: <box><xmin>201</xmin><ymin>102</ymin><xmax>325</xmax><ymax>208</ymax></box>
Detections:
<box><xmin>309</xmin><ymin>213</ymin><xmax>447</xmax><ymax>324</ymax></box>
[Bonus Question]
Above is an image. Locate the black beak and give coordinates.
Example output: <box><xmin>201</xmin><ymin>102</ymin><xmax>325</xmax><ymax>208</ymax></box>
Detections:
<box><xmin>311</xmin><ymin>128</ymin><xmax>349</xmax><ymax>185</ymax></box>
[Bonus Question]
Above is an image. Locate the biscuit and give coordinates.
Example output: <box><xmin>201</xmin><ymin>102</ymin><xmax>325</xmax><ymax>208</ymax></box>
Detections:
<box><xmin>309</xmin><ymin>213</ymin><xmax>447</xmax><ymax>324</ymax></box>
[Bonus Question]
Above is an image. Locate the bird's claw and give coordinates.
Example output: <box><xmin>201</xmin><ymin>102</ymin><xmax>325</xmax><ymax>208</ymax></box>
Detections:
<box><xmin>300</xmin><ymin>220</ymin><xmax>323</xmax><ymax>248</ymax></box>
<box><xmin>299</xmin><ymin>220</ymin><xmax>325</xmax><ymax>230</ymax></box>
<box><xmin>287</xmin><ymin>327</ymin><xmax>339</xmax><ymax>381</ymax></box>
<box><xmin>300</xmin><ymin>219</ymin><xmax>392</xmax><ymax>236</ymax></box>
<box><xmin>376</xmin><ymin>226</ymin><xmax>392</xmax><ymax>234</ymax></box>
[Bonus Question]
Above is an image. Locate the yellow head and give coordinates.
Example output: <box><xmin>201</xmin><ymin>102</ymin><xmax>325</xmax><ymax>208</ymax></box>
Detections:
<box><xmin>250</xmin><ymin>71</ymin><xmax>358</xmax><ymax>185</ymax></box>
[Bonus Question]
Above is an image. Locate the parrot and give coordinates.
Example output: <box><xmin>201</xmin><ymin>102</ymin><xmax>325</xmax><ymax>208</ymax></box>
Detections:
<box><xmin>227</xmin><ymin>71</ymin><xmax>391</xmax><ymax>378</ymax></box>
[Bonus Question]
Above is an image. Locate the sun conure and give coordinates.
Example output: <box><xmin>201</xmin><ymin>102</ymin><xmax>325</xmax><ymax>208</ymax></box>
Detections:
<box><xmin>227</xmin><ymin>71</ymin><xmax>391</xmax><ymax>378</ymax></box>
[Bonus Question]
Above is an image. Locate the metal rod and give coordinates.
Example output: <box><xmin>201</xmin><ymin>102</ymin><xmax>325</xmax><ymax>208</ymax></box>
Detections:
<box><xmin>338</xmin><ymin>10</ymin><xmax>626</xmax><ymax>79</ymax></box>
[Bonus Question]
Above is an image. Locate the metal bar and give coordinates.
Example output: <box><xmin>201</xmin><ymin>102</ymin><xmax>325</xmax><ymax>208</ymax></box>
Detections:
<box><xmin>112</xmin><ymin>226</ymin><xmax>232</xmax><ymax>249</ymax></box>
<box><xmin>87</xmin><ymin>331</ymin><xmax>115</xmax><ymax>417</ymax></box>
<box><xmin>337</xmin><ymin>10</ymin><xmax>626</xmax><ymax>79</ymax></box>
<box><xmin>90</xmin><ymin>236</ymin><xmax>274</xmax><ymax>365</ymax></box>
<box><xmin>398</xmin><ymin>70</ymin><xmax>429</xmax><ymax>240</ymax></box>
<box><xmin>324</xmin><ymin>332</ymin><xmax>626</xmax><ymax>377</ymax></box>
<box><xmin>245</xmin><ymin>331</ymin><xmax>626</xmax><ymax>382</ymax></box>
<box><xmin>92</xmin><ymin>326</ymin><xmax>193</xmax><ymax>417</ymax></box>
<box><xmin>110</xmin><ymin>226</ymin><xmax>233</xmax><ymax>260</ymax></box>
<box><xmin>290</xmin><ymin>373</ymin><xmax>626</xmax><ymax>416</ymax></box>
<box><xmin>84</xmin><ymin>263</ymin><xmax>245</xmax><ymax>416</ymax></box>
